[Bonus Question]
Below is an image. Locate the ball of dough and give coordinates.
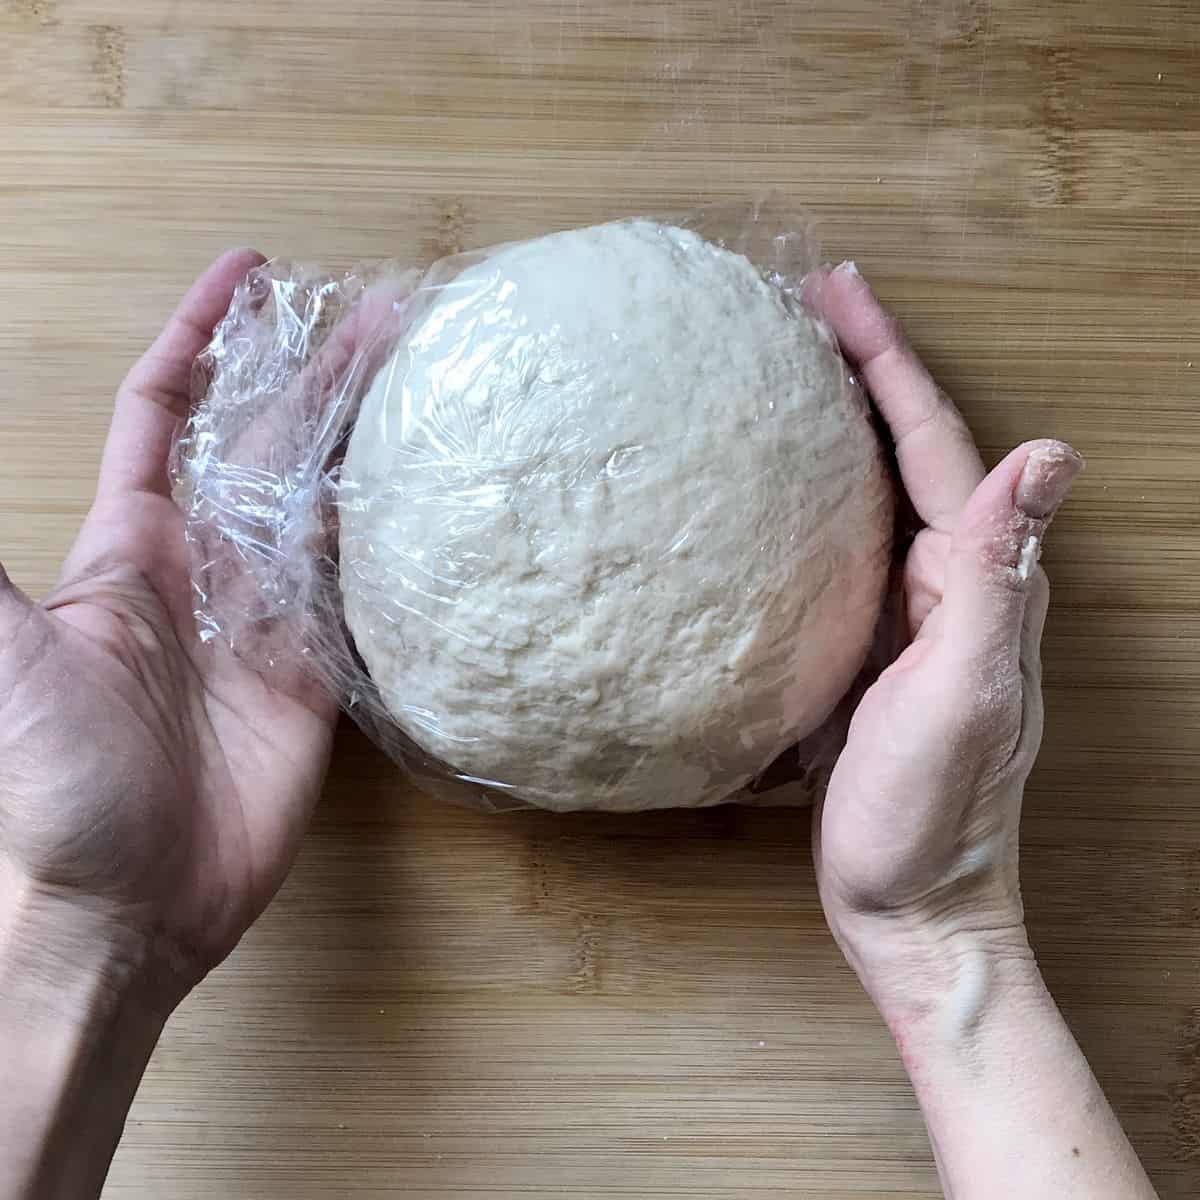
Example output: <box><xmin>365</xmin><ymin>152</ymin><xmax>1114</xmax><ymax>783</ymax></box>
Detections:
<box><xmin>339</xmin><ymin>220</ymin><xmax>892</xmax><ymax>812</ymax></box>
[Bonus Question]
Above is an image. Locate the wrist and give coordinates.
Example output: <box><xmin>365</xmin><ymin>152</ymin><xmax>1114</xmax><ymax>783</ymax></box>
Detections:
<box><xmin>828</xmin><ymin>888</ymin><xmax>1036</xmax><ymax>1036</ymax></box>
<box><xmin>0</xmin><ymin>875</ymin><xmax>185</xmax><ymax>1025</ymax></box>
<box><xmin>0</xmin><ymin>893</ymin><xmax>169</xmax><ymax>1070</ymax></box>
<box><xmin>844</xmin><ymin>910</ymin><xmax>1160</xmax><ymax>1200</ymax></box>
<box><xmin>868</xmin><ymin>928</ymin><xmax>1045</xmax><ymax>1065</ymax></box>
<box><xmin>0</xmin><ymin>876</ymin><xmax>171</xmax><ymax>1199</ymax></box>
<box><xmin>849</xmin><ymin>923</ymin><xmax>1159</xmax><ymax>1200</ymax></box>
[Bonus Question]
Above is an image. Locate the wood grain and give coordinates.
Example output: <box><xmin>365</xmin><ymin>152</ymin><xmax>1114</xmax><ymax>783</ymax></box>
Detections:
<box><xmin>1</xmin><ymin>1</ymin><xmax>1198</xmax><ymax>1196</ymax></box>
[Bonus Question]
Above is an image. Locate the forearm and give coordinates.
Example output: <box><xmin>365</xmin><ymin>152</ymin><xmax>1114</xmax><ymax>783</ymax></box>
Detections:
<box><xmin>865</xmin><ymin>935</ymin><xmax>1157</xmax><ymax>1199</ymax></box>
<box><xmin>0</xmin><ymin>890</ymin><xmax>168</xmax><ymax>1200</ymax></box>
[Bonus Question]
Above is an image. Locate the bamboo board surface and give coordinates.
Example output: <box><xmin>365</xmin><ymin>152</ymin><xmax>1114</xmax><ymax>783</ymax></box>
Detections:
<box><xmin>1</xmin><ymin>1</ymin><xmax>1198</xmax><ymax>1196</ymax></box>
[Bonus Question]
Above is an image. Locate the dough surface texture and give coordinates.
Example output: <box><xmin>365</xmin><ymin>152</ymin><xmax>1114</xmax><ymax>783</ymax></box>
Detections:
<box><xmin>339</xmin><ymin>220</ymin><xmax>892</xmax><ymax>811</ymax></box>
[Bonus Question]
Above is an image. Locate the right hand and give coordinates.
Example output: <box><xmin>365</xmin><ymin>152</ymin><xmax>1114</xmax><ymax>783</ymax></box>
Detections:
<box><xmin>805</xmin><ymin>264</ymin><xmax>1083</xmax><ymax>1013</ymax></box>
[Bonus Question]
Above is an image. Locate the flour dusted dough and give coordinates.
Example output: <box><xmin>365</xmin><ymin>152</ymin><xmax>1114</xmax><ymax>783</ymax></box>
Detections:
<box><xmin>339</xmin><ymin>220</ymin><xmax>892</xmax><ymax>812</ymax></box>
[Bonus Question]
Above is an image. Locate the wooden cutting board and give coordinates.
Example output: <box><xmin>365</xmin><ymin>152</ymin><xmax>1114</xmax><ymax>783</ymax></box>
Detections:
<box><xmin>1</xmin><ymin>2</ymin><xmax>1198</xmax><ymax>1196</ymax></box>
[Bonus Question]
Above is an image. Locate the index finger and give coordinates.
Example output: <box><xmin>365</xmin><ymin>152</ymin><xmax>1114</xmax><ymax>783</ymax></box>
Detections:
<box><xmin>288</xmin><ymin>271</ymin><xmax>418</xmax><ymax>424</ymax></box>
<box><xmin>175</xmin><ymin>268</ymin><xmax>418</xmax><ymax>631</ymax></box>
<box><xmin>805</xmin><ymin>263</ymin><xmax>985</xmax><ymax>533</ymax></box>
<box><xmin>211</xmin><ymin>268</ymin><xmax>418</xmax><ymax>476</ymax></box>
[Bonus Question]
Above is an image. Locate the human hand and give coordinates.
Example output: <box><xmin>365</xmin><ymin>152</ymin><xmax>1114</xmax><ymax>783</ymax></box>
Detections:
<box><xmin>806</xmin><ymin>264</ymin><xmax>1083</xmax><ymax>1012</ymax></box>
<box><xmin>0</xmin><ymin>250</ymin><xmax>338</xmax><ymax>1013</ymax></box>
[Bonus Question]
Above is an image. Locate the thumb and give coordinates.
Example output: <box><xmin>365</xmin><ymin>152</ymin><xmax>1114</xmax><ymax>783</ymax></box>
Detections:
<box><xmin>939</xmin><ymin>439</ymin><xmax>1083</xmax><ymax>668</ymax></box>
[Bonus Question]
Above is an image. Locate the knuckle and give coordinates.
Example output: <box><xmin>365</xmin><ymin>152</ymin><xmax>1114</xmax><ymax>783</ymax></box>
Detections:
<box><xmin>956</xmin><ymin>518</ymin><xmax>1042</xmax><ymax>596</ymax></box>
<box><xmin>939</xmin><ymin>662</ymin><xmax>1025</xmax><ymax>764</ymax></box>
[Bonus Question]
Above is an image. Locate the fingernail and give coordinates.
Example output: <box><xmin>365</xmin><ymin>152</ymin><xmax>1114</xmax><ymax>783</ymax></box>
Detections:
<box><xmin>834</xmin><ymin>260</ymin><xmax>862</xmax><ymax>278</ymax></box>
<box><xmin>1015</xmin><ymin>442</ymin><xmax>1085</xmax><ymax>520</ymax></box>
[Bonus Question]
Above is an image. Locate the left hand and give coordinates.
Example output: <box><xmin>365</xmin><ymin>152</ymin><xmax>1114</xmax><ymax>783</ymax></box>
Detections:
<box><xmin>0</xmin><ymin>250</ymin><xmax>338</xmax><ymax>1011</ymax></box>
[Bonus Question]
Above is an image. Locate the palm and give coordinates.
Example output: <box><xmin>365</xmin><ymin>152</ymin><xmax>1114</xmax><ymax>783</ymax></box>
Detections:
<box><xmin>818</xmin><ymin>531</ymin><xmax>991</xmax><ymax>910</ymax></box>
<box><xmin>0</xmin><ymin>251</ymin><xmax>335</xmax><ymax>987</ymax></box>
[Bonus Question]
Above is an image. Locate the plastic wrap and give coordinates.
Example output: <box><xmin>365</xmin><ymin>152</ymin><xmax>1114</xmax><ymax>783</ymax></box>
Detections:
<box><xmin>173</xmin><ymin>204</ymin><xmax>899</xmax><ymax>813</ymax></box>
